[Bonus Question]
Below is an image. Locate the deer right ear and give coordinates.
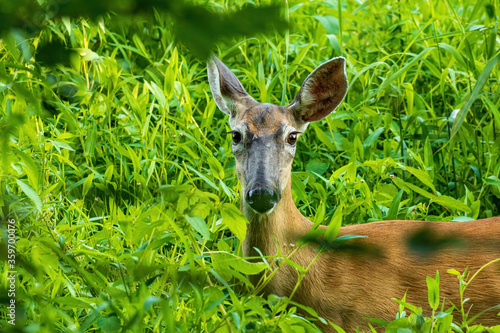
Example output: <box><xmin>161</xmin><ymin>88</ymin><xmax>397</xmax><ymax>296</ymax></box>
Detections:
<box><xmin>207</xmin><ymin>55</ymin><xmax>254</xmax><ymax>117</ymax></box>
<box><xmin>289</xmin><ymin>57</ymin><xmax>348</xmax><ymax>123</ymax></box>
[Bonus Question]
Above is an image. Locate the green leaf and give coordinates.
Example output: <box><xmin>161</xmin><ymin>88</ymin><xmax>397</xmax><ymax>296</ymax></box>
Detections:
<box><xmin>325</xmin><ymin>203</ymin><xmax>343</xmax><ymax>241</ymax></box>
<box><xmin>204</xmin><ymin>291</ymin><xmax>227</xmax><ymax>314</ymax></box>
<box><xmin>221</xmin><ymin>203</ymin><xmax>247</xmax><ymax>241</ymax></box>
<box><xmin>40</xmin><ymin>181</ymin><xmax>62</xmax><ymax>199</ymax></box>
<box><xmin>332</xmin><ymin>163</ymin><xmax>351</xmax><ymax>179</ymax></box>
<box><xmin>185</xmin><ymin>164</ymin><xmax>218</xmax><ymax>191</ymax></box>
<box><xmin>386</xmin><ymin>187</ymin><xmax>404</xmax><ymax>220</ymax></box>
<box><xmin>226</xmin><ymin>254</ymin><xmax>266</xmax><ymax>274</ymax></box>
<box><xmin>97</xmin><ymin>315</ymin><xmax>121</xmax><ymax>333</ymax></box>
<box><xmin>437</xmin><ymin>43</ymin><xmax>467</xmax><ymax>69</ymax></box>
<box><xmin>82</xmin><ymin>173</ymin><xmax>94</xmax><ymax>197</ymax></box>
<box><xmin>49</xmin><ymin>139</ymin><xmax>75</xmax><ymax>152</ymax></box>
<box><xmin>84</xmin><ymin>119</ymin><xmax>97</xmax><ymax>156</ymax></box>
<box><xmin>291</xmin><ymin>173</ymin><xmax>308</xmax><ymax>202</ymax></box>
<box><xmin>378</xmin><ymin>47</ymin><xmax>435</xmax><ymax>97</ymax></box>
<box><xmin>313</xmin><ymin>14</ymin><xmax>339</xmax><ymax>34</ymax></box>
<box><xmin>451</xmin><ymin>53</ymin><xmax>500</xmax><ymax>139</ymax></box>
<box><xmin>125</xmin><ymin>146</ymin><xmax>141</xmax><ymax>173</ymax></box>
<box><xmin>363</xmin><ymin>127</ymin><xmax>385</xmax><ymax>147</ymax></box>
<box><xmin>365</xmin><ymin>317</ymin><xmax>389</xmax><ymax>326</ymax></box>
<box><xmin>306</xmin><ymin>160</ymin><xmax>329</xmax><ymax>176</ymax></box>
<box><xmin>392</xmin><ymin>298</ymin><xmax>423</xmax><ymax>315</ymax></box>
<box><xmin>16</xmin><ymin>179</ymin><xmax>42</xmax><ymax>212</ymax></box>
<box><xmin>326</xmin><ymin>34</ymin><xmax>341</xmax><ymax>56</ymax></box>
<box><xmin>447</xmin><ymin>268</ymin><xmax>461</xmax><ymax>277</ymax></box>
<box><xmin>282</xmin><ymin>257</ymin><xmax>307</xmax><ymax>274</ymax></box>
<box><xmin>485</xmin><ymin>175</ymin><xmax>500</xmax><ymax>186</ymax></box>
<box><xmin>334</xmin><ymin>235</ymin><xmax>367</xmax><ymax>243</ymax></box>
<box><xmin>51</xmin><ymin>297</ymin><xmax>94</xmax><ymax>309</ymax></box>
<box><xmin>185</xmin><ymin>215</ymin><xmax>211</xmax><ymax>240</ymax></box>
<box><xmin>426</xmin><ymin>271</ymin><xmax>440</xmax><ymax>311</ymax></box>
<box><xmin>145</xmin><ymin>80</ymin><xmax>167</xmax><ymax>109</ymax></box>
<box><xmin>405</xmin><ymin>166</ymin><xmax>436</xmax><ymax>193</ymax></box>
<box><xmin>347</xmin><ymin>154</ymin><xmax>357</xmax><ymax>182</ymax></box>
<box><xmin>77</xmin><ymin>48</ymin><xmax>100</xmax><ymax>61</ymax></box>
<box><xmin>313</xmin><ymin>125</ymin><xmax>335</xmax><ymax>151</ymax></box>
<box><xmin>451</xmin><ymin>216</ymin><xmax>475</xmax><ymax>222</ymax></box>
<box><xmin>392</xmin><ymin>177</ymin><xmax>434</xmax><ymax>200</ymax></box>
<box><xmin>431</xmin><ymin>196</ymin><xmax>471</xmax><ymax>213</ymax></box>
<box><xmin>133</xmin><ymin>33</ymin><xmax>149</xmax><ymax>59</ymax></box>
<box><xmin>143</xmin><ymin>296</ymin><xmax>161</xmax><ymax>311</ymax></box>
<box><xmin>104</xmin><ymin>164</ymin><xmax>114</xmax><ymax>183</ymax></box>
<box><xmin>207</xmin><ymin>156</ymin><xmax>225</xmax><ymax>179</ymax></box>
<box><xmin>16</xmin><ymin>150</ymin><xmax>40</xmax><ymax>190</ymax></box>
<box><xmin>327</xmin><ymin>322</ymin><xmax>347</xmax><ymax>333</ymax></box>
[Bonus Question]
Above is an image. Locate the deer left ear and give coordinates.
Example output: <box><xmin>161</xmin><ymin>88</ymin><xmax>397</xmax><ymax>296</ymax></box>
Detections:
<box><xmin>207</xmin><ymin>55</ymin><xmax>256</xmax><ymax>117</ymax></box>
<box><xmin>288</xmin><ymin>57</ymin><xmax>348</xmax><ymax>123</ymax></box>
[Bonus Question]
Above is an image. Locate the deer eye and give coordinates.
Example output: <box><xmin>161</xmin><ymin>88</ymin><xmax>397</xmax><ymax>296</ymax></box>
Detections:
<box><xmin>232</xmin><ymin>131</ymin><xmax>242</xmax><ymax>144</ymax></box>
<box><xmin>287</xmin><ymin>132</ymin><xmax>298</xmax><ymax>146</ymax></box>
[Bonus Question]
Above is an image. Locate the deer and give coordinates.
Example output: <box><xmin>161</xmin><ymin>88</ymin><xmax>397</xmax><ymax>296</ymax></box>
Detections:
<box><xmin>207</xmin><ymin>55</ymin><xmax>500</xmax><ymax>332</ymax></box>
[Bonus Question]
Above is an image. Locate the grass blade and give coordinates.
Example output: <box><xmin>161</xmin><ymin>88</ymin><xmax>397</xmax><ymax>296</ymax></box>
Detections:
<box><xmin>450</xmin><ymin>53</ymin><xmax>500</xmax><ymax>139</ymax></box>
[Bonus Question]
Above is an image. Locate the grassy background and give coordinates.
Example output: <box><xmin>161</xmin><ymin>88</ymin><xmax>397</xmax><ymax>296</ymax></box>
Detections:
<box><xmin>1</xmin><ymin>0</ymin><xmax>499</xmax><ymax>331</ymax></box>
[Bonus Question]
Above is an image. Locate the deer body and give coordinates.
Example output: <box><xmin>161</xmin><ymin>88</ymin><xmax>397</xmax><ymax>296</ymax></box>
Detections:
<box><xmin>207</xmin><ymin>56</ymin><xmax>500</xmax><ymax>331</ymax></box>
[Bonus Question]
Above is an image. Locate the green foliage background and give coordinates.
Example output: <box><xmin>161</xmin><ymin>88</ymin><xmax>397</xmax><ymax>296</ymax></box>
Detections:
<box><xmin>0</xmin><ymin>0</ymin><xmax>499</xmax><ymax>331</ymax></box>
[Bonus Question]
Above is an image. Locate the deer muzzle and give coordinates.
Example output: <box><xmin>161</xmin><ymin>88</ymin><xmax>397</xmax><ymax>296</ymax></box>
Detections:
<box><xmin>246</xmin><ymin>187</ymin><xmax>279</xmax><ymax>213</ymax></box>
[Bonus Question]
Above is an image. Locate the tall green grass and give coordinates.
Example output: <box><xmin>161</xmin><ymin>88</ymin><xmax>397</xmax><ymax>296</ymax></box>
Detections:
<box><xmin>1</xmin><ymin>0</ymin><xmax>499</xmax><ymax>331</ymax></box>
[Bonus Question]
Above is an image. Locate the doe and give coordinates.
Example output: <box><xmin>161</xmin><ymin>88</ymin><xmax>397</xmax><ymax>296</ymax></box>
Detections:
<box><xmin>207</xmin><ymin>55</ymin><xmax>500</xmax><ymax>332</ymax></box>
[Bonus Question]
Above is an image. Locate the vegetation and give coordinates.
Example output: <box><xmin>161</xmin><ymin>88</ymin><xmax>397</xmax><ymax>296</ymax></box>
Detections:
<box><xmin>1</xmin><ymin>0</ymin><xmax>499</xmax><ymax>331</ymax></box>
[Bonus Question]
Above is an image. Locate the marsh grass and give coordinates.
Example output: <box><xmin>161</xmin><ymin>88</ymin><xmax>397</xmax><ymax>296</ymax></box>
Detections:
<box><xmin>0</xmin><ymin>0</ymin><xmax>499</xmax><ymax>331</ymax></box>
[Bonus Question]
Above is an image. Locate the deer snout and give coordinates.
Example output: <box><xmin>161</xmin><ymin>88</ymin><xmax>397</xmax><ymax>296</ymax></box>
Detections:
<box><xmin>246</xmin><ymin>188</ymin><xmax>279</xmax><ymax>214</ymax></box>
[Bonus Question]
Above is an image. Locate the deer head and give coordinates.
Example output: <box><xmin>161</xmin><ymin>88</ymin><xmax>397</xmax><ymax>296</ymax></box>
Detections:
<box><xmin>207</xmin><ymin>56</ymin><xmax>348</xmax><ymax>215</ymax></box>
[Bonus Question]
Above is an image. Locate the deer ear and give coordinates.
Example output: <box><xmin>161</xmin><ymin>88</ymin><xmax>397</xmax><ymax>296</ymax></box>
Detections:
<box><xmin>207</xmin><ymin>55</ymin><xmax>254</xmax><ymax>117</ymax></box>
<box><xmin>289</xmin><ymin>57</ymin><xmax>348</xmax><ymax>123</ymax></box>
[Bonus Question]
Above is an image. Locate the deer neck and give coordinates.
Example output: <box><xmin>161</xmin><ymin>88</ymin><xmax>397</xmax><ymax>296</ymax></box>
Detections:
<box><xmin>241</xmin><ymin>177</ymin><xmax>311</xmax><ymax>259</ymax></box>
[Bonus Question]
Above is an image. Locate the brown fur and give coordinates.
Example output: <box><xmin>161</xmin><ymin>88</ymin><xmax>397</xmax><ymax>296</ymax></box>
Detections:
<box><xmin>237</xmin><ymin>104</ymin><xmax>290</xmax><ymax>135</ymax></box>
<box><xmin>245</xmin><ymin>181</ymin><xmax>500</xmax><ymax>332</ymax></box>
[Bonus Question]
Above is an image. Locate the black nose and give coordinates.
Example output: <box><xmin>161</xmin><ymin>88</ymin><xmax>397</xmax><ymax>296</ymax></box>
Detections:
<box><xmin>246</xmin><ymin>188</ymin><xmax>278</xmax><ymax>213</ymax></box>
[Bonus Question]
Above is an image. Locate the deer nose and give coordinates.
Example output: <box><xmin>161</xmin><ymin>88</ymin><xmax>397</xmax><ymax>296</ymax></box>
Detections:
<box><xmin>246</xmin><ymin>188</ymin><xmax>278</xmax><ymax>213</ymax></box>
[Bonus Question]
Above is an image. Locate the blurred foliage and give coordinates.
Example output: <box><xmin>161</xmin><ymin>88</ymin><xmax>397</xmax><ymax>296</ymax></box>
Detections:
<box><xmin>0</xmin><ymin>0</ymin><xmax>285</xmax><ymax>58</ymax></box>
<box><xmin>0</xmin><ymin>0</ymin><xmax>499</xmax><ymax>331</ymax></box>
